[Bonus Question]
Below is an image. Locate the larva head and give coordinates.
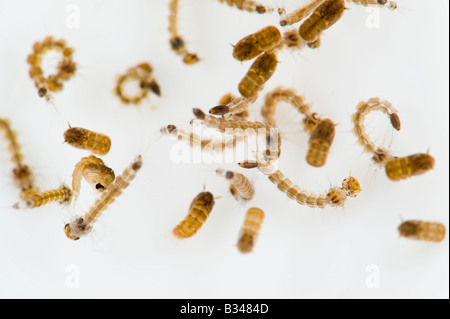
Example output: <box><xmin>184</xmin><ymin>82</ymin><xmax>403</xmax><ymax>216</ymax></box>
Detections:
<box><xmin>377</xmin><ymin>0</ymin><xmax>388</xmax><ymax>5</ymax></box>
<box><xmin>132</xmin><ymin>155</ymin><xmax>143</xmax><ymax>171</ymax></box>
<box><xmin>237</xmin><ymin>233</ymin><xmax>254</xmax><ymax>254</ymax></box>
<box><xmin>209</xmin><ymin>105</ymin><xmax>230</xmax><ymax>116</ymax></box>
<box><xmin>63</xmin><ymin>127</ymin><xmax>88</xmax><ymax>147</ymax></box>
<box><xmin>390</xmin><ymin>113</ymin><xmax>401</xmax><ymax>131</ymax></box>
<box><xmin>193</xmin><ymin>108</ymin><xmax>206</xmax><ymax>120</ymax></box>
<box><xmin>170</xmin><ymin>36</ymin><xmax>184</xmax><ymax>51</ymax></box>
<box><xmin>143</xmin><ymin>80</ymin><xmax>161</xmax><ymax>97</ymax></box>
<box><xmin>83</xmin><ymin>164</ymin><xmax>115</xmax><ymax>192</ymax></box>
<box><xmin>238</xmin><ymin>161</ymin><xmax>259</xmax><ymax>169</ymax></box>
<box><xmin>192</xmin><ymin>191</ymin><xmax>215</xmax><ymax>211</ymax></box>
<box><xmin>342</xmin><ymin>176</ymin><xmax>361</xmax><ymax>198</ymax></box>
<box><xmin>183</xmin><ymin>53</ymin><xmax>200</xmax><ymax>65</ymax></box>
<box><xmin>160</xmin><ymin>124</ymin><xmax>177</xmax><ymax>135</ymax></box>
<box><xmin>37</xmin><ymin>87</ymin><xmax>48</xmax><ymax>98</ymax></box>
<box><xmin>398</xmin><ymin>220</ymin><xmax>419</xmax><ymax>239</ymax></box>
<box><xmin>256</xmin><ymin>5</ymin><xmax>266</xmax><ymax>14</ymax></box>
<box><xmin>225</xmin><ymin>171</ymin><xmax>235</xmax><ymax>180</ymax></box>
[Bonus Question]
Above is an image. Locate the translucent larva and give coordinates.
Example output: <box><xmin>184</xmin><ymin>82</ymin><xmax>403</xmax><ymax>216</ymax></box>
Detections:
<box><xmin>232</xmin><ymin>25</ymin><xmax>281</xmax><ymax>61</ymax></box>
<box><xmin>238</xmin><ymin>51</ymin><xmax>278</xmax><ymax>98</ymax></box>
<box><xmin>278</xmin><ymin>0</ymin><xmax>326</xmax><ymax>26</ymax></box>
<box><xmin>299</xmin><ymin>0</ymin><xmax>346</xmax><ymax>43</ymax></box>
<box><xmin>385</xmin><ymin>153</ymin><xmax>435</xmax><ymax>182</ymax></box>
<box><xmin>64</xmin><ymin>156</ymin><xmax>143</xmax><ymax>240</ymax></box>
<box><xmin>15</xmin><ymin>184</ymin><xmax>72</xmax><ymax>209</ymax></box>
<box><xmin>173</xmin><ymin>191</ymin><xmax>215</xmax><ymax>239</ymax></box>
<box><xmin>216</xmin><ymin>169</ymin><xmax>255</xmax><ymax>201</ymax></box>
<box><xmin>218</xmin><ymin>0</ymin><xmax>268</xmax><ymax>14</ymax></box>
<box><xmin>306</xmin><ymin>118</ymin><xmax>335</xmax><ymax>167</ymax></box>
<box><xmin>27</xmin><ymin>35</ymin><xmax>76</xmax><ymax>100</ymax></box>
<box><xmin>398</xmin><ymin>220</ymin><xmax>446</xmax><ymax>243</ymax></box>
<box><xmin>72</xmin><ymin>155</ymin><xmax>115</xmax><ymax>200</ymax></box>
<box><xmin>115</xmin><ymin>63</ymin><xmax>161</xmax><ymax>105</ymax></box>
<box><xmin>346</xmin><ymin>0</ymin><xmax>397</xmax><ymax>10</ymax></box>
<box><xmin>237</xmin><ymin>207</ymin><xmax>265</xmax><ymax>254</ymax></box>
<box><xmin>64</xmin><ymin>127</ymin><xmax>111</xmax><ymax>156</ymax></box>
<box><xmin>168</xmin><ymin>0</ymin><xmax>200</xmax><ymax>64</ymax></box>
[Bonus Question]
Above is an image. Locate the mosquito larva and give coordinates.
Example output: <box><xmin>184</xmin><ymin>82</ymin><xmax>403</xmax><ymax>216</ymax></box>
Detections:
<box><xmin>352</xmin><ymin>97</ymin><xmax>399</xmax><ymax>166</ymax></box>
<box><xmin>218</xmin><ymin>0</ymin><xmax>268</xmax><ymax>14</ymax></box>
<box><xmin>306</xmin><ymin>118</ymin><xmax>336</xmax><ymax>167</ymax></box>
<box><xmin>168</xmin><ymin>0</ymin><xmax>200</xmax><ymax>64</ymax></box>
<box><xmin>15</xmin><ymin>184</ymin><xmax>72</xmax><ymax>209</ymax></box>
<box><xmin>398</xmin><ymin>220</ymin><xmax>446</xmax><ymax>243</ymax></box>
<box><xmin>64</xmin><ymin>155</ymin><xmax>143</xmax><ymax>240</ymax></box>
<box><xmin>385</xmin><ymin>153</ymin><xmax>435</xmax><ymax>182</ymax></box>
<box><xmin>173</xmin><ymin>191</ymin><xmax>215</xmax><ymax>239</ymax></box>
<box><xmin>238</xmin><ymin>51</ymin><xmax>278</xmax><ymax>98</ymax></box>
<box><xmin>346</xmin><ymin>0</ymin><xmax>397</xmax><ymax>10</ymax></box>
<box><xmin>27</xmin><ymin>35</ymin><xmax>76</xmax><ymax>100</ymax></box>
<box><xmin>64</xmin><ymin>127</ymin><xmax>111</xmax><ymax>156</ymax></box>
<box><xmin>216</xmin><ymin>168</ymin><xmax>255</xmax><ymax>201</ymax></box>
<box><xmin>299</xmin><ymin>0</ymin><xmax>346</xmax><ymax>43</ymax></box>
<box><xmin>0</xmin><ymin>118</ymin><xmax>39</xmax><ymax>200</ymax></box>
<box><xmin>72</xmin><ymin>155</ymin><xmax>115</xmax><ymax>200</ymax></box>
<box><xmin>233</xmin><ymin>25</ymin><xmax>282</xmax><ymax>62</ymax></box>
<box><xmin>237</xmin><ymin>207</ymin><xmax>265</xmax><ymax>254</ymax></box>
<box><xmin>115</xmin><ymin>63</ymin><xmax>161</xmax><ymax>105</ymax></box>
<box><xmin>278</xmin><ymin>0</ymin><xmax>326</xmax><ymax>26</ymax></box>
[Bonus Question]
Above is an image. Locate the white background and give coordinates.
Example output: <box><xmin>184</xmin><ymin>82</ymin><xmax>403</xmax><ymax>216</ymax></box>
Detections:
<box><xmin>0</xmin><ymin>0</ymin><xmax>448</xmax><ymax>298</ymax></box>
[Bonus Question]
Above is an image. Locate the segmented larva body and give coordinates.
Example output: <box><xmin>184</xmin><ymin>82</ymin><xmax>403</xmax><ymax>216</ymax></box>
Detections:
<box><xmin>173</xmin><ymin>191</ymin><xmax>215</xmax><ymax>239</ymax></box>
<box><xmin>27</xmin><ymin>35</ymin><xmax>76</xmax><ymax>100</ymax></box>
<box><xmin>0</xmin><ymin>118</ymin><xmax>38</xmax><ymax>199</ymax></box>
<box><xmin>306</xmin><ymin>118</ymin><xmax>335</xmax><ymax>167</ymax></box>
<box><xmin>346</xmin><ymin>0</ymin><xmax>397</xmax><ymax>10</ymax></box>
<box><xmin>218</xmin><ymin>0</ymin><xmax>268</xmax><ymax>14</ymax></box>
<box><xmin>64</xmin><ymin>127</ymin><xmax>111</xmax><ymax>156</ymax></box>
<box><xmin>161</xmin><ymin>124</ymin><xmax>246</xmax><ymax>152</ymax></box>
<box><xmin>238</xmin><ymin>51</ymin><xmax>278</xmax><ymax>98</ymax></box>
<box><xmin>193</xmin><ymin>108</ymin><xmax>272</xmax><ymax>133</ymax></box>
<box><xmin>385</xmin><ymin>153</ymin><xmax>435</xmax><ymax>182</ymax></box>
<box><xmin>64</xmin><ymin>156</ymin><xmax>143</xmax><ymax>240</ymax></box>
<box><xmin>299</xmin><ymin>0</ymin><xmax>346</xmax><ymax>43</ymax></box>
<box><xmin>216</xmin><ymin>169</ymin><xmax>255</xmax><ymax>201</ymax></box>
<box><xmin>115</xmin><ymin>63</ymin><xmax>161</xmax><ymax>105</ymax></box>
<box><xmin>209</xmin><ymin>94</ymin><xmax>257</xmax><ymax>119</ymax></box>
<box><xmin>352</xmin><ymin>97</ymin><xmax>399</xmax><ymax>166</ymax></box>
<box><xmin>17</xmin><ymin>184</ymin><xmax>72</xmax><ymax>209</ymax></box>
<box><xmin>72</xmin><ymin>155</ymin><xmax>115</xmax><ymax>200</ymax></box>
<box><xmin>168</xmin><ymin>0</ymin><xmax>200</xmax><ymax>64</ymax></box>
<box><xmin>398</xmin><ymin>221</ymin><xmax>446</xmax><ymax>243</ymax></box>
<box><xmin>238</xmin><ymin>207</ymin><xmax>265</xmax><ymax>254</ymax></box>
<box><xmin>278</xmin><ymin>0</ymin><xmax>326</xmax><ymax>26</ymax></box>
<box><xmin>261</xmin><ymin>86</ymin><xmax>320</xmax><ymax>133</ymax></box>
<box><xmin>232</xmin><ymin>25</ymin><xmax>282</xmax><ymax>61</ymax></box>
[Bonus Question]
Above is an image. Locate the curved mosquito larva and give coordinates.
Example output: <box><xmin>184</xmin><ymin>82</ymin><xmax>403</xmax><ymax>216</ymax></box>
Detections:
<box><xmin>306</xmin><ymin>118</ymin><xmax>336</xmax><ymax>167</ymax></box>
<box><xmin>15</xmin><ymin>184</ymin><xmax>72</xmax><ymax>209</ymax></box>
<box><xmin>27</xmin><ymin>36</ymin><xmax>76</xmax><ymax>100</ymax></box>
<box><xmin>173</xmin><ymin>191</ymin><xmax>215</xmax><ymax>239</ymax></box>
<box><xmin>216</xmin><ymin>169</ymin><xmax>255</xmax><ymax>201</ymax></box>
<box><xmin>218</xmin><ymin>0</ymin><xmax>268</xmax><ymax>14</ymax></box>
<box><xmin>385</xmin><ymin>153</ymin><xmax>435</xmax><ymax>181</ymax></box>
<box><xmin>238</xmin><ymin>51</ymin><xmax>278</xmax><ymax>98</ymax></box>
<box><xmin>278</xmin><ymin>0</ymin><xmax>326</xmax><ymax>26</ymax></box>
<box><xmin>168</xmin><ymin>0</ymin><xmax>200</xmax><ymax>65</ymax></box>
<box><xmin>72</xmin><ymin>155</ymin><xmax>115</xmax><ymax>200</ymax></box>
<box><xmin>398</xmin><ymin>220</ymin><xmax>446</xmax><ymax>243</ymax></box>
<box><xmin>64</xmin><ymin>127</ymin><xmax>111</xmax><ymax>156</ymax></box>
<box><xmin>232</xmin><ymin>25</ymin><xmax>282</xmax><ymax>62</ymax></box>
<box><xmin>346</xmin><ymin>0</ymin><xmax>397</xmax><ymax>10</ymax></box>
<box><xmin>115</xmin><ymin>63</ymin><xmax>161</xmax><ymax>105</ymax></box>
<box><xmin>237</xmin><ymin>207</ymin><xmax>265</xmax><ymax>254</ymax></box>
<box><xmin>352</xmin><ymin>97</ymin><xmax>399</xmax><ymax>166</ymax></box>
<box><xmin>0</xmin><ymin>118</ymin><xmax>39</xmax><ymax>199</ymax></box>
<box><xmin>299</xmin><ymin>0</ymin><xmax>346</xmax><ymax>43</ymax></box>
<box><xmin>64</xmin><ymin>155</ymin><xmax>143</xmax><ymax>240</ymax></box>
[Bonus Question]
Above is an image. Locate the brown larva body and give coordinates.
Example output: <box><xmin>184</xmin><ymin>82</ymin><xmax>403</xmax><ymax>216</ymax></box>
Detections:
<box><xmin>299</xmin><ymin>0</ymin><xmax>346</xmax><ymax>43</ymax></box>
<box><xmin>279</xmin><ymin>0</ymin><xmax>326</xmax><ymax>26</ymax></box>
<box><xmin>173</xmin><ymin>192</ymin><xmax>215</xmax><ymax>239</ymax></box>
<box><xmin>72</xmin><ymin>155</ymin><xmax>115</xmax><ymax>200</ymax></box>
<box><xmin>385</xmin><ymin>153</ymin><xmax>435</xmax><ymax>181</ymax></box>
<box><xmin>22</xmin><ymin>184</ymin><xmax>72</xmax><ymax>208</ymax></box>
<box><xmin>398</xmin><ymin>220</ymin><xmax>446</xmax><ymax>243</ymax></box>
<box><xmin>306</xmin><ymin>118</ymin><xmax>335</xmax><ymax>167</ymax></box>
<box><xmin>64</xmin><ymin>127</ymin><xmax>111</xmax><ymax>155</ymax></box>
<box><xmin>65</xmin><ymin>156</ymin><xmax>143</xmax><ymax>240</ymax></box>
<box><xmin>237</xmin><ymin>207</ymin><xmax>265</xmax><ymax>254</ymax></box>
<box><xmin>218</xmin><ymin>0</ymin><xmax>267</xmax><ymax>14</ymax></box>
<box><xmin>238</xmin><ymin>51</ymin><xmax>278</xmax><ymax>98</ymax></box>
<box><xmin>232</xmin><ymin>25</ymin><xmax>281</xmax><ymax>61</ymax></box>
